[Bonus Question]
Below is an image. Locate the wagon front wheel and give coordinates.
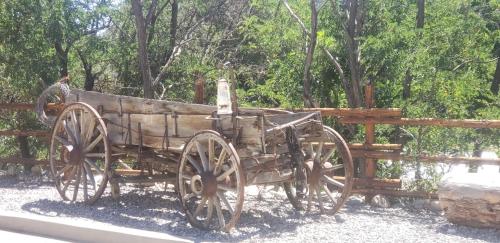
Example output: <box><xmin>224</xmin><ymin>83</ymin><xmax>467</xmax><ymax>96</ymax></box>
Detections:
<box><xmin>177</xmin><ymin>131</ymin><xmax>244</xmax><ymax>232</ymax></box>
<box><xmin>50</xmin><ymin>102</ymin><xmax>110</xmax><ymax>204</ymax></box>
<box><xmin>284</xmin><ymin>126</ymin><xmax>353</xmax><ymax>214</ymax></box>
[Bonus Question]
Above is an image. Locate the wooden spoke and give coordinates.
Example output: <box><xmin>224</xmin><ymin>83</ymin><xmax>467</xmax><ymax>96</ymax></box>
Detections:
<box><xmin>208</xmin><ymin>138</ymin><xmax>214</xmax><ymax>171</ymax></box>
<box><xmin>63</xmin><ymin>120</ymin><xmax>77</xmax><ymax>143</ymax></box>
<box><xmin>186</xmin><ymin>155</ymin><xmax>203</xmax><ymax>173</ymax></box>
<box><xmin>321</xmin><ymin>147</ymin><xmax>336</xmax><ymax>164</ymax></box>
<box><xmin>183</xmin><ymin>193</ymin><xmax>197</xmax><ymax>201</ymax></box>
<box><xmin>55</xmin><ymin>164</ymin><xmax>72</xmax><ymax>178</ymax></box>
<box><xmin>84</xmin><ymin>134</ymin><xmax>103</xmax><ymax>153</ymax></box>
<box><xmin>216</xmin><ymin>166</ymin><xmax>236</xmax><ymax>182</ymax></box>
<box><xmin>316</xmin><ymin>185</ymin><xmax>325</xmax><ymax>213</ymax></box>
<box><xmin>307</xmin><ymin>187</ymin><xmax>314</xmax><ymax>211</ymax></box>
<box><xmin>213</xmin><ymin>149</ymin><xmax>227</xmax><ymax>175</ymax></box>
<box><xmin>61</xmin><ymin>166</ymin><xmax>77</xmax><ymax>193</ymax></box>
<box><xmin>322</xmin><ymin>175</ymin><xmax>344</xmax><ymax>188</ymax></box>
<box><xmin>54</xmin><ymin>135</ymin><xmax>72</xmax><ymax>149</ymax></box>
<box><xmin>83</xmin><ymin>116</ymin><xmax>96</xmax><ymax>145</ymax></box>
<box><xmin>314</xmin><ymin>142</ymin><xmax>324</xmax><ymax>161</ymax></box>
<box><xmin>86</xmin><ymin>153</ymin><xmax>106</xmax><ymax>158</ymax></box>
<box><xmin>72</xmin><ymin>166</ymin><xmax>82</xmax><ymax>202</ymax></box>
<box><xmin>214</xmin><ymin>197</ymin><xmax>226</xmax><ymax>228</ymax></box>
<box><xmin>70</xmin><ymin>110</ymin><xmax>81</xmax><ymax>143</ymax></box>
<box><xmin>82</xmin><ymin>165</ymin><xmax>89</xmax><ymax>200</ymax></box>
<box><xmin>195</xmin><ymin>141</ymin><xmax>209</xmax><ymax>171</ymax></box>
<box><xmin>204</xmin><ymin>198</ymin><xmax>214</xmax><ymax>227</ymax></box>
<box><xmin>85</xmin><ymin>159</ymin><xmax>103</xmax><ymax>175</ymax></box>
<box><xmin>217</xmin><ymin>191</ymin><xmax>234</xmax><ymax>215</ymax></box>
<box><xmin>307</xmin><ymin>143</ymin><xmax>314</xmax><ymax>158</ymax></box>
<box><xmin>323</xmin><ymin>184</ymin><xmax>337</xmax><ymax>203</ymax></box>
<box><xmin>79</xmin><ymin>110</ymin><xmax>87</xmax><ymax>139</ymax></box>
<box><xmin>194</xmin><ymin>197</ymin><xmax>208</xmax><ymax>217</ymax></box>
<box><xmin>217</xmin><ymin>184</ymin><xmax>237</xmax><ymax>192</ymax></box>
<box><xmin>82</xmin><ymin>162</ymin><xmax>96</xmax><ymax>190</ymax></box>
<box><xmin>322</xmin><ymin>164</ymin><xmax>344</xmax><ymax>173</ymax></box>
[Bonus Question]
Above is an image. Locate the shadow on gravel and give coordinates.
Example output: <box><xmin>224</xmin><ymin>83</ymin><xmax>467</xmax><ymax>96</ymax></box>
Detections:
<box><xmin>0</xmin><ymin>176</ymin><xmax>53</xmax><ymax>189</ymax></box>
<box><xmin>20</xmin><ymin>188</ymin><xmax>316</xmax><ymax>242</ymax></box>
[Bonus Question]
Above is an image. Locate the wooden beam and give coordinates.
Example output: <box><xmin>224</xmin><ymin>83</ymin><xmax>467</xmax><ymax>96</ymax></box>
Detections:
<box><xmin>0</xmin><ymin>103</ymin><xmax>35</xmax><ymax>110</ymax></box>
<box><xmin>348</xmin><ymin>143</ymin><xmax>402</xmax><ymax>151</ymax></box>
<box><xmin>0</xmin><ymin>130</ymin><xmax>50</xmax><ymax>137</ymax></box>
<box><xmin>340</xmin><ymin>117</ymin><xmax>500</xmax><ymax>129</ymax></box>
<box><xmin>0</xmin><ymin>155</ymin><xmax>48</xmax><ymax>165</ymax></box>
<box><xmin>334</xmin><ymin>176</ymin><xmax>401</xmax><ymax>189</ymax></box>
<box><xmin>350</xmin><ymin>150</ymin><xmax>500</xmax><ymax>165</ymax></box>
<box><xmin>352</xmin><ymin>188</ymin><xmax>438</xmax><ymax>199</ymax></box>
<box><xmin>287</xmin><ymin>108</ymin><xmax>402</xmax><ymax>118</ymax></box>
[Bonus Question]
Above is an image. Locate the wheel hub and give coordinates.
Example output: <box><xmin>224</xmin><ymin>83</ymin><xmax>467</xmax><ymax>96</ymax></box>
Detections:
<box><xmin>68</xmin><ymin>145</ymin><xmax>84</xmax><ymax>165</ymax></box>
<box><xmin>191</xmin><ymin>172</ymin><xmax>217</xmax><ymax>197</ymax></box>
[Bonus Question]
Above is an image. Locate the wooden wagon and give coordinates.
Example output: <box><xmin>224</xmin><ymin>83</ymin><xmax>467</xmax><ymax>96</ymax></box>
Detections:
<box><xmin>36</xmin><ymin>80</ymin><xmax>354</xmax><ymax>231</ymax></box>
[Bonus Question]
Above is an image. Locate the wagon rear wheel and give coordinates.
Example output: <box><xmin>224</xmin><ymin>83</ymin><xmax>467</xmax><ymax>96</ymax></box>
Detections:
<box><xmin>50</xmin><ymin>102</ymin><xmax>110</xmax><ymax>204</ymax></box>
<box><xmin>284</xmin><ymin>126</ymin><xmax>353</xmax><ymax>214</ymax></box>
<box><xmin>177</xmin><ymin>131</ymin><xmax>244</xmax><ymax>232</ymax></box>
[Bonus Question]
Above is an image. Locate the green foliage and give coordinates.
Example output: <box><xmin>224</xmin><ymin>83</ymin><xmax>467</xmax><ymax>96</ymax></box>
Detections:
<box><xmin>0</xmin><ymin>0</ymin><xmax>498</xmax><ymax>182</ymax></box>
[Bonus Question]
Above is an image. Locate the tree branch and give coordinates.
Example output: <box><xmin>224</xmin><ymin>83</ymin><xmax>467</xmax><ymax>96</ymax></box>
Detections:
<box><xmin>282</xmin><ymin>0</ymin><xmax>311</xmax><ymax>37</ymax></box>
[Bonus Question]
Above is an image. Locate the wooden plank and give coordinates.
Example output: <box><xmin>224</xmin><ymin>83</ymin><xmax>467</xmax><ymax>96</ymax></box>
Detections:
<box><xmin>352</xmin><ymin>188</ymin><xmax>438</xmax><ymax>199</ymax></box>
<box><xmin>104</xmin><ymin>113</ymin><xmax>263</xmax><ymax>150</ymax></box>
<box><xmin>0</xmin><ymin>103</ymin><xmax>35</xmax><ymax>110</ymax></box>
<box><xmin>0</xmin><ymin>130</ymin><xmax>50</xmax><ymax>137</ymax></box>
<box><xmin>0</xmin><ymin>155</ymin><xmax>49</xmax><ymax>165</ymax></box>
<box><xmin>350</xmin><ymin>150</ymin><xmax>500</xmax><ymax>165</ymax></box>
<box><xmin>284</xmin><ymin>108</ymin><xmax>402</xmax><ymax>118</ymax></box>
<box><xmin>68</xmin><ymin>89</ymin><xmax>265</xmax><ymax>116</ymax></box>
<box><xmin>340</xmin><ymin>117</ymin><xmax>500</xmax><ymax>128</ymax></box>
<box><xmin>348</xmin><ymin>143</ymin><xmax>402</xmax><ymax>150</ymax></box>
<box><xmin>333</xmin><ymin>176</ymin><xmax>402</xmax><ymax>189</ymax></box>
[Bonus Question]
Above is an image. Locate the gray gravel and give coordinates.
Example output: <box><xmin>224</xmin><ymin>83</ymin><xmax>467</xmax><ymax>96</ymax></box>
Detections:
<box><xmin>0</xmin><ymin>174</ymin><xmax>499</xmax><ymax>243</ymax></box>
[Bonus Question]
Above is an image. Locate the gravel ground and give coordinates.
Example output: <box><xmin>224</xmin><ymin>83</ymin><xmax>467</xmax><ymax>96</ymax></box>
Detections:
<box><xmin>0</xmin><ymin>174</ymin><xmax>499</xmax><ymax>243</ymax></box>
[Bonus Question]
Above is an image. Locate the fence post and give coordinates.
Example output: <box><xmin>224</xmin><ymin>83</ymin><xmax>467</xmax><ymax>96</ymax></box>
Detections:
<box><xmin>364</xmin><ymin>84</ymin><xmax>377</xmax><ymax>202</ymax></box>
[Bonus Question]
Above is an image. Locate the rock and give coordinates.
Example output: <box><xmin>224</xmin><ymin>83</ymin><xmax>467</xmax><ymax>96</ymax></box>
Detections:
<box><xmin>371</xmin><ymin>194</ymin><xmax>391</xmax><ymax>208</ymax></box>
<box><xmin>413</xmin><ymin>199</ymin><xmax>426</xmax><ymax>209</ymax></box>
<box><xmin>438</xmin><ymin>173</ymin><xmax>500</xmax><ymax>229</ymax></box>
<box><xmin>429</xmin><ymin>200</ymin><xmax>442</xmax><ymax>212</ymax></box>
<box><xmin>6</xmin><ymin>164</ymin><xmax>17</xmax><ymax>176</ymax></box>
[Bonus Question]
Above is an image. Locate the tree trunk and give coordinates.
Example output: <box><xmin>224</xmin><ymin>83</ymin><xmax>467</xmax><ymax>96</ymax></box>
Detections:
<box><xmin>54</xmin><ymin>42</ymin><xmax>69</xmax><ymax>78</ymax></box>
<box><xmin>77</xmin><ymin>50</ymin><xmax>95</xmax><ymax>91</ymax></box>
<box><xmin>17</xmin><ymin>136</ymin><xmax>33</xmax><ymax>172</ymax></box>
<box><xmin>491</xmin><ymin>56</ymin><xmax>499</xmax><ymax>95</ymax></box>
<box><xmin>132</xmin><ymin>0</ymin><xmax>154</xmax><ymax>99</ymax></box>
<box><xmin>302</xmin><ymin>0</ymin><xmax>318</xmax><ymax>108</ymax></box>
<box><xmin>416</xmin><ymin>0</ymin><xmax>425</xmax><ymax>28</ymax></box>
<box><xmin>345</xmin><ymin>0</ymin><xmax>364</xmax><ymax>107</ymax></box>
<box><xmin>403</xmin><ymin>68</ymin><xmax>412</xmax><ymax>99</ymax></box>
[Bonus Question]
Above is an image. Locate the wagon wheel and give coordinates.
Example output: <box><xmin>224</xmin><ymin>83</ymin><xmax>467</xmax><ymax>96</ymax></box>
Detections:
<box><xmin>50</xmin><ymin>102</ymin><xmax>110</xmax><ymax>204</ymax></box>
<box><xmin>284</xmin><ymin>126</ymin><xmax>353</xmax><ymax>214</ymax></box>
<box><xmin>36</xmin><ymin>82</ymin><xmax>71</xmax><ymax>126</ymax></box>
<box><xmin>177</xmin><ymin>130</ymin><xmax>245</xmax><ymax>232</ymax></box>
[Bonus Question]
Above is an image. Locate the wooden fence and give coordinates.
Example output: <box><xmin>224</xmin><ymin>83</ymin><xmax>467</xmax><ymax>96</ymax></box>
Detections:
<box><xmin>298</xmin><ymin>84</ymin><xmax>500</xmax><ymax>199</ymax></box>
<box><xmin>1</xmin><ymin>87</ymin><xmax>499</xmax><ymax>199</ymax></box>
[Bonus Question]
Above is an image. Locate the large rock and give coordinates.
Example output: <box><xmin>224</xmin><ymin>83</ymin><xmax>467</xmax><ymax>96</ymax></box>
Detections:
<box><xmin>438</xmin><ymin>172</ymin><xmax>500</xmax><ymax>229</ymax></box>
